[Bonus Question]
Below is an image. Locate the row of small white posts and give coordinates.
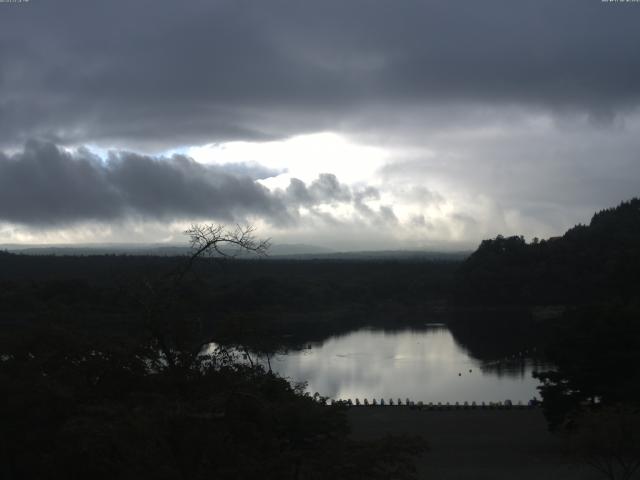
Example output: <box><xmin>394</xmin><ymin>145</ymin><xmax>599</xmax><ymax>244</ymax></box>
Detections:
<box><xmin>329</xmin><ymin>398</ymin><xmax>537</xmax><ymax>409</ymax></box>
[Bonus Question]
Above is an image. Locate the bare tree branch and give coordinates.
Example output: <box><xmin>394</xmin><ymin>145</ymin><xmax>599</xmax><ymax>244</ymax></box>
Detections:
<box><xmin>175</xmin><ymin>223</ymin><xmax>270</xmax><ymax>285</ymax></box>
<box><xmin>140</xmin><ymin>223</ymin><xmax>270</xmax><ymax>372</ymax></box>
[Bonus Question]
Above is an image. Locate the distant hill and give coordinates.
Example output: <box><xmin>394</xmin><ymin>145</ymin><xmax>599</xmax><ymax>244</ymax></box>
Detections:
<box><xmin>0</xmin><ymin>242</ymin><xmax>468</xmax><ymax>261</ymax></box>
<box><xmin>0</xmin><ymin>243</ymin><xmax>331</xmax><ymax>257</ymax></box>
<box><xmin>271</xmin><ymin>250</ymin><xmax>470</xmax><ymax>261</ymax></box>
<box><xmin>456</xmin><ymin>198</ymin><xmax>640</xmax><ymax>305</ymax></box>
<box><xmin>0</xmin><ymin>244</ymin><xmax>191</xmax><ymax>257</ymax></box>
<box><xmin>267</xmin><ymin>244</ymin><xmax>335</xmax><ymax>256</ymax></box>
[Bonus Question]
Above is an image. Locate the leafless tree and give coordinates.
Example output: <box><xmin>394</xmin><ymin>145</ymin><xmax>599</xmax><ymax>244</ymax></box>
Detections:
<box><xmin>175</xmin><ymin>223</ymin><xmax>270</xmax><ymax>283</ymax></box>
<box><xmin>142</xmin><ymin>224</ymin><xmax>270</xmax><ymax>370</ymax></box>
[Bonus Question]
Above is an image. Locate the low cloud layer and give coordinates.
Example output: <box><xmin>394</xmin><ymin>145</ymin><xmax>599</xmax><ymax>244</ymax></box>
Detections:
<box><xmin>0</xmin><ymin>141</ymin><xmax>287</xmax><ymax>225</ymax></box>
<box><xmin>0</xmin><ymin>142</ymin><xmax>401</xmax><ymax>235</ymax></box>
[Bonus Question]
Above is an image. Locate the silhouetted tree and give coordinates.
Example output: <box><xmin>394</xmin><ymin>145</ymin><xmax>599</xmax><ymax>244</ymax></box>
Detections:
<box><xmin>140</xmin><ymin>224</ymin><xmax>270</xmax><ymax>372</ymax></box>
<box><xmin>571</xmin><ymin>406</ymin><xmax>640</xmax><ymax>480</ymax></box>
<box><xmin>534</xmin><ymin>305</ymin><xmax>640</xmax><ymax>430</ymax></box>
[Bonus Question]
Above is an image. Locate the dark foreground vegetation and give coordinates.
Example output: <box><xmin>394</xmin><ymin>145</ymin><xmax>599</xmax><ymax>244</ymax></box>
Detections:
<box><xmin>1</xmin><ymin>325</ymin><xmax>425</xmax><ymax>479</ymax></box>
<box><xmin>1</xmin><ymin>226</ymin><xmax>431</xmax><ymax>479</ymax></box>
<box><xmin>0</xmin><ymin>249</ymin><xmax>458</xmax><ymax>353</ymax></box>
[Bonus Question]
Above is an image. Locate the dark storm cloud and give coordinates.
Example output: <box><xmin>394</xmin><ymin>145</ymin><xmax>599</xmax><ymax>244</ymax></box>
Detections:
<box><xmin>0</xmin><ymin>141</ymin><xmax>396</xmax><ymax>228</ymax></box>
<box><xmin>0</xmin><ymin>141</ymin><xmax>289</xmax><ymax>225</ymax></box>
<box><xmin>1</xmin><ymin>0</ymin><xmax>639</xmax><ymax>148</ymax></box>
<box><xmin>280</xmin><ymin>176</ymin><xmax>398</xmax><ymax>227</ymax></box>
<box><xmin>285</xmin><ymin>174</ymin><xmax>352</xmax><ymax>206</ymax></box>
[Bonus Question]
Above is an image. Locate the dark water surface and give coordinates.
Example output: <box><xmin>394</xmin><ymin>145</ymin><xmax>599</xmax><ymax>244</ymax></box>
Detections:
<box><xmin>266</xmin><ymin>326</ymin><xmax>543</xmax><ymax>403</ymax></box>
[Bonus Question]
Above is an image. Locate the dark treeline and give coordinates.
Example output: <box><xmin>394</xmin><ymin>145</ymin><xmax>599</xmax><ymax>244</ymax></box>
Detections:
<box><xmin>0</xmin><ymin>254</ymin><xmax>458</xmax><ymax>350</ymax></box>
<box><xmin>0</xmin><ymin>249</ymin><xmax>543</xmax><ymax>364</ymax></box>
<box><xmin>455</xmin><ymin>198</ymin><xmax>640</xmax><ymax>306</ymax></box>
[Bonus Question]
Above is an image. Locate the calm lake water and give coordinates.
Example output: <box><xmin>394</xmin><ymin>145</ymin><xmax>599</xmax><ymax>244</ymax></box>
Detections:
<box><xmin>262</xmin><ymin>326</ymin><xmax>543</xmax><ymax>403</ymax></box>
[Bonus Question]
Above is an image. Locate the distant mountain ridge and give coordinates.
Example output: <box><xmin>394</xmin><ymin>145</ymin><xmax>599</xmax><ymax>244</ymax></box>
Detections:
<box><xmin>0</xmin><ymin>242</ymin><xmax>468</xmax><ymax>261</ymax></box>
<box><xmin>0</xmin><ymin>242</ymin><xmax>331</xmax><ymax>257</ymax></box>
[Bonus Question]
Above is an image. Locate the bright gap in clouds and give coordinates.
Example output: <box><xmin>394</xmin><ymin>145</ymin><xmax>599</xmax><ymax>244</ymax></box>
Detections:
<box><xmin>182</xmin><ymin>132</ymin><xmax>389</xmax><ymax>188</ymax></box>
<box><xmin>163</xmin><ymin>131</ymin><xmax>485</xmax><ymax>250</ymax></box>
<box><xmin>172</xmin><ymin>132</ymin><xmax>464</xmax><ymax>249</ymax></box>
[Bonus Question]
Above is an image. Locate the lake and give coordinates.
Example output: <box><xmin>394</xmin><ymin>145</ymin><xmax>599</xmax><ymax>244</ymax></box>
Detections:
<box><xmin>261</xmin><ymin>326</ymin><xmax>543</xmax><ymax>403</ymax></box>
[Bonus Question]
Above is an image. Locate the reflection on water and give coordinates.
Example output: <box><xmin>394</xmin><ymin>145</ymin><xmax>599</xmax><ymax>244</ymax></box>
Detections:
<box><xmin>261</xmin><ymin>326</ymin><xmax>542</xmax><ymax>402</ymax></box>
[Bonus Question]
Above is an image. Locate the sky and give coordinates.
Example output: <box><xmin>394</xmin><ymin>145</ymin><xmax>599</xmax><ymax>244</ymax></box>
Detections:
<box><xmin>1</xmin><ymin>0</ymin><xmax>639</xmax><ymax>250</ymax></box>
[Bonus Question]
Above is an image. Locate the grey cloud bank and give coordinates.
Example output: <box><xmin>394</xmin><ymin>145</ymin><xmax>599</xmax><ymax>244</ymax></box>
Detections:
<box><xmin>0</xmin><ymin>141</ymin><xmax>288</xmax><ymax>225</ymax></box>
<box><xmin>1</xmin><ymin>0</ymin><xmax>639</xmax><ymax>149</ymax></box>
<box><xmin>0</xmin><ymin>142</ymin><xmax>401</xmax><ymax>235</ymax></box>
